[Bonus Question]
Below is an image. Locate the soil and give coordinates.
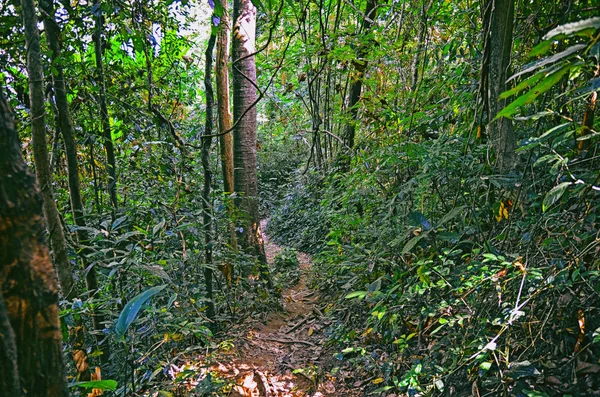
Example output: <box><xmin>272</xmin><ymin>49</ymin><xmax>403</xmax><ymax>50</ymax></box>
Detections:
<box><xmin>159</xmin><ymin>220</ymin><xmax>360</xmax><ymax>397</ymax></box>
<box><xmin>205</xmin><ymin>220</ymin><xmax>342</xmax><ymax>397</ymax></box>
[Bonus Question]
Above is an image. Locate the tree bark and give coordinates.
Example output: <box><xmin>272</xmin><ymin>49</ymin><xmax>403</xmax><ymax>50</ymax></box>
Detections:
<box><xmin>203</xmin><ymin>30</ymin><xmax>217</xmax><ymax>323</ymax></box>
<box><xmin>485</xmin><ymin>0</ymin><xmax>516</xmax><ymax>172</ymax></box>
<box><xmin>93</xmin><ymin>0</ymin><xmax>118</xmax><ymax>210</ymax></box>
<box><xmin>0</xmin><ymin>83</ymin><xmax>69</xmax><ymax>397</ymax></box>
<box><xmin>342</xmin><ymin>0</ymin><xmax>377</xmax><ymax>157</ymax></box>
<box><xmin>0</xmin><ymin>292</ymin><xmax>20</xmax><ymax>395</ymax></box>
<box><xmin>216</xmin><ymin>0</ymin><xmax>238</xmax><ymax>265</ymax></box>
<box><xmin>232</xmin><ymin>0</ymin><xmax>271</xmax><ymax>287</ymax></box>
<box><xmin>19</xmin><ymin>0</ymin><xmax>74</xmax><ymax>299</ymax></box>
<box><xmin>40</xmin><ymin>0</ymin><xmax>108</xmax><ymax>368</ymax></box>
<box><xmin>410</xmin><ymin>0</ymin><xmax>430</xmax><ymax>92</ymax></box>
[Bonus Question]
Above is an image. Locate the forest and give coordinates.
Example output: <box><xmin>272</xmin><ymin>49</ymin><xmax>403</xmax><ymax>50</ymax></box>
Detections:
<box><xmin>1</xmin><ymin>0</ymin><xmax>600</xmax><ymax>396</ymax></box>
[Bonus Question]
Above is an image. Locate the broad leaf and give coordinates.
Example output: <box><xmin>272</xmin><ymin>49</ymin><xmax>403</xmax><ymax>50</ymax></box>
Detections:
<box><xmin>115</xmin><ymin>285</ymin><xmax>166</xmax><ymax>338</ymax></box>
<box><xmin>437</xmin><ymin>206</ymin><xmax>466</xmax><ymax>227</ymax></box>
<box><xmin>71</xmin><ymin>380</ymin><xmax>118</xmax><ymax>391</ymax></box>
<box><xmin>508</xmin><ymin>44</ymin><xmax>585</xmax><ymax>83</ymax></box>
<box><xmin>544</xmin><ymin>17</ymin><xmax>600</xmax><ymax>39</ymax></box>
<box><xmin>402</xmin><ymin>234</ymin><xmax>425</xmax><ymax>255</ymax></box>
<box><xmin>542</xmin><ymin>182</ymin><xmax>572</xmax><ymax>212</ymax></box>
<box><xmin>345</xmin><ymin>291</ymin><xmax>368</xmax><ymax>299</ymax></box>
<box><xmin>501</xmin><ymin>71</ymin><xmax>547</xmax><ymax>99</ymax></box>
<box><xmin>495</xmin><ymin>64</ymin><xmax>573</xmax><ymax>120</ymax></box>
<box><xmin>575</xmin><ymin>77</ymin><xmax>600</xmax><ymax>95</ymax></box>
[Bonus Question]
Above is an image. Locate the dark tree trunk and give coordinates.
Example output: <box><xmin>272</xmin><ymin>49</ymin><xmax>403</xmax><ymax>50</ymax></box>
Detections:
<box><xmin>216</xmin><ymin>0</ymin><xmax>238</xmax><ymax>270</ymax></box>
<box><xmin>203</xmin><ymin>31</ymin><xmax>217</xmax><ymax>323</ymax></box>
<box><xmin>410</xmin><ymin>0</ymin><xmax>430</xmax><ymax>92</ymax></box>
<box><xmin>232</xmin><ymin>0</ymin><xmax>271</xmax><ymax>287</ymax></box>
<box><xmin>485</xmin><ymin>0</ymin><xmax>516</xmax><ymax>172</ymax></box>
<box><xmin>20</xmin><ymin>0</ymin><xmax>74</xmax><ymax>298</ymax></box>
<box><xmin>0</xmin><ymin>293</ymin><xmax>20</xmax><ymax>395</ymax></box>
<box><xmin>342</xmin><ymin>0</ymin><xmax>377</xmax><ymax>158</ymax></box>
<box><xmin>0</xmin><ymin>84</ymin><xmax>69</xmax><ymax>397</ymax></box>
<box><xmin>39</xmin><ymin>0</ymin><xmax>108</xmax><ymax>368</ymax></box>
<box><xmin>93</xmin><ymin>0</ymin><xmax>118</xmax><ymax>210</ymax></box>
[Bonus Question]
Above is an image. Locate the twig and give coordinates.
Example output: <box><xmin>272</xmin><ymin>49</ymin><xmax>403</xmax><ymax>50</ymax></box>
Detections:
<box><xmin>286</xmin><ymin>316</ymin><xmax>310</xmax><ymax>334</ymax></box>
<box><xmin>261</xmin><ymin>337</ymin><xmax>315</xmax><ymax>347</ymax></box>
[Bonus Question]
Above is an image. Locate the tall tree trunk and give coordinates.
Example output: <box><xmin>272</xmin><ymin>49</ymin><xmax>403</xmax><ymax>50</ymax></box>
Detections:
<box><xmin>485</xmin><ymin>0</ymin><xmax>516</xmax><ymax>172</ymax></box>
<box><xmin>19</xmin><ymin>0</ymin><xmax>74</xmax><ymax>298</ymax></box>
<box><xmin>342</xmin><ymin>0</ymin><xmax>377</xmax><ymax>158</ymax></box>
<box><xmin>0</xmin><ymin>84</ymin><xmax>69</xmax><ymax>397</ymax></box>
<box><xmin>40</xmin><ymin>0</ymin><xmax>108</xmax><ymax>368</ymax></box>
<box><xmin>232</xmin><ymin>0</ymin><xmax>271</xmax><ymax>287</ymax></box>
<box><xmin>93</xmin><ymin>0</ymin><xmax>118</xmax><ymax>210</ymax></box>
<box><xmin>216</xmin><ymin>0</ymin><xmax>238</xmax><ymax>270</ymax></box>
<box><xmin>203</xmin><ymin>30</ymin><xmax>217</xmax><ymax>324</ymax></box>
<box><xmin>410</xmin><ymin>0</ymin><xmax>430</xmax><ymax>92</ymax></box>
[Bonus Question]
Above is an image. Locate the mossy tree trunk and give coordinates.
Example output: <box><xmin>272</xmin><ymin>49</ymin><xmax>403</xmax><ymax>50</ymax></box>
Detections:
<box><xmin>20</xmin><ymin>0</ymin><xmax>74</xmax><ymax>298</ymax></box>
<box><xmin>0</xmin><ymin>83</ymin><xmax>69</xmax><ymax>397</ymax></box>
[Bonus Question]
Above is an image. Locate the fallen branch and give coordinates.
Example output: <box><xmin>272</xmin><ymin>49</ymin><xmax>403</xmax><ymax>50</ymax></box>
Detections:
<box><xmin>261</xmin><ymin>337</ymin><xmax>315</xmax><ymax>347</ymax></box>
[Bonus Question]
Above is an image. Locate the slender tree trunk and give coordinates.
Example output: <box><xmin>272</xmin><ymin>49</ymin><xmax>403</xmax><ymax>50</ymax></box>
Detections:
<box><xmin>40</xmin><ymin>0</ymin><xmax>108</xmax><ymax>368</ymax></box>
<box><xmin>203</xmin><ymin>31</ymin><xmax>217</xmax><ymax>324</ymax></box>
<box><xmin>0</xmin><ymin>83</ymin><xmax>69</xmax><ymax>397</ymax></box>
<box><xmin>216</xmin><ymin>0</ymin><xmax>238</xmax><ymax>267</ymax></box>
<box><xmin>232</xmin><ymin>0</ymin><xmax>271</xmax><ymax>287</ymax></box>
<box><xmin>410</xmin><ymin>0</ymin><xmax>430</xmax><ymax>92</ymax></box>
<box><xmin>485</xmin><ymin>0</ymin><xmax>516</xmax><ymax>172</ymax></box>
<box><xmin>342</xmin><ymin>0</ymin><xmax>377</xmax><ymax>156</ymax></box>
<box><xmin>20</xmin><ymin>0</ymin><xmax>74</xmax><ymax>298</ymax></box>
<box><xmin>93</xmin><ymin>0</ymin><xmax>118</xmax><ymax>210</ymax></box>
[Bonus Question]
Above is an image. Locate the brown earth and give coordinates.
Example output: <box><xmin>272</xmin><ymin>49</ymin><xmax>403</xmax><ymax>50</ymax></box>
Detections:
<box><xmin>165</xmin><ymin>220</ymin><xmax>359</xmax><ymax>397</ymax></box>
<box><xmin>210</xmin><ymin>220</ymin><xmax>340</xmax><ymax>397</ymax></box>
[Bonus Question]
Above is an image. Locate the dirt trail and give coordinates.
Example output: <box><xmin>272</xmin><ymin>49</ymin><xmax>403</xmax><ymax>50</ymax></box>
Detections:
<box><xmin>209</xmin><ymin>220</ymin><xmax>339</xmax><ymax>397</ymax></box>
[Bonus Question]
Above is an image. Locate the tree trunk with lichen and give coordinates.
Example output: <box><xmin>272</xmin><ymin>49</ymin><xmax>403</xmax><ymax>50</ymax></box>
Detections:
<box><xmin>484</xmin><ymin>0</ymin><xmax>516</xmax><ymax>172</ymax></box>
<box><xmin>93</xmin><ymin>0</ymin><xmax>118</xmax><ymax>210</ymax></box>
<box><xmin>232</xmin><ymin>0</ymin><xmax>271</xmax><ymax>287</ymax></box>
<box><xmin>39</xmin><ymin>0</ymin><xmax>107</xmax><ymax>372</ymax></box>
<box><xmin>203</xmin><ymin>30</ymin><xmax>217</xmax><ymax>323</ymax></box>
<box><xmin>0</xmin><ymin>83</ymin><xmax>69</xmax><ymax>397</ymax></box>
<box><xmin>20</xmin><ymin>0</ymin><xmax>74</xmax><ymax>298</ymax></box>
<box><xmin>341</xmin><ymin>0</ymin><xmax>377</xmax><ymax>168</ymax></box>
<box><xmin>216</xmin><ymin>0</ymin><xmax>237</xmax><ymax>282</ymax></box>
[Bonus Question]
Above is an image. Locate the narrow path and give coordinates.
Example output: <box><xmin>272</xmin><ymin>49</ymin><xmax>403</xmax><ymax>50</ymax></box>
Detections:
<box><xmin>209</xmin><ymin>220</ymin><xmax>339</xmax><ymax>397</ymax></box>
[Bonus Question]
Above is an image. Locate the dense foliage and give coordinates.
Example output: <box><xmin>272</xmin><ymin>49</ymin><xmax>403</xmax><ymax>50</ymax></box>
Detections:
<box><xmin>1</xmin><ymin>0</ymin><xmax>600</xmax><ymax>396</ymax></box>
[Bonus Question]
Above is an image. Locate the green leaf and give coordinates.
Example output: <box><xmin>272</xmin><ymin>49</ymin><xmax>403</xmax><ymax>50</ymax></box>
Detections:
<box><xmin>495</xmin><ymin>64</ymin><xmax>573</xmax><ymax>120</ymax></box>
<box><xmin>538</xmin><ymin>122</ymin><xmax>572</xmax><ymax>140</ymax></box>
<box><xmin>251</xmin><ymin>0</ymin><xmax>264</xmax><ymax>11</ymax></box>
<box><xmin>345</xmin><ymin>291</ymin><xmax>368</xmax><ymax>299</ymax></box>
<box><xmin>524</xmin><ymin>391</ymin><xmax>550</xmax><ymax>397</ymax></box>
<box><xmin>153</xmin><ymin>219</ymin><xmax>166</xmax><ymax>236</ymax></box>
<box><xmin>402</xmin><ymin>234</ymin><xmax>424</xmax><ymax>255</ymax></box>
<box><xmin>544</xmin><ymin>17</ymin><xmax>600</xmax><ymax>39</ymax></box>
<box><xmin>480</xmin><ymin>362</ymin><xmax>493</xmax><ymax>371</ymax></box>
<box><xmin>500</xmin><ymin>71</ymin><xmax>547</xmax><ymax>99</ymax></box>
<box><xmin>575</xmin><ymin>77</ymin><xmax>600</xmax><ymax>95</ymax></box>
<box><xmin>70</xmin><ymin>380</ymin><xmax>118</xmax><ymax>391</ymax></box>
<box><xmin>508</xmin><ymin>44</ymin><xmax>585</xmax><ymax>83</ymax></box>
<box><xmin>529</xmin><ymin>39</ymin><xmax>556</xmax><ymax>57</ymax></box>
<box><xmin>593</xmin><ymin>326</ymin><xmax>600</xmax><ymax>343</ymax></box>
<box><xmin>542</xmin><ymin>182</ymin><xmax>572</xmax><ymax>212</ymax></box>
<box><xmin>437</xmin><ymin>206</ymin><xmax>466</xmax><ymax>227</ymax></box>
<box><xmin>115</xmin><ymin>285</ymin><xmax>167</xmax><ymax>338</ymax></box>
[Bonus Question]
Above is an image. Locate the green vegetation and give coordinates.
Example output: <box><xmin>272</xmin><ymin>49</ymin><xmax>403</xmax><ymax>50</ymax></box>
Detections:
<box><xmin>1</xmin><ymin>0</ymin><xmax>599</xmax><ymax>396</ymax></box>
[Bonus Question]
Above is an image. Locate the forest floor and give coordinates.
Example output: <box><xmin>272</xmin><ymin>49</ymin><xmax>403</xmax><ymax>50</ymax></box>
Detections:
<box><xmin>174</xmin><ymin>220</ymin><xmax>355</xmax><ymax>397</ymax></box>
